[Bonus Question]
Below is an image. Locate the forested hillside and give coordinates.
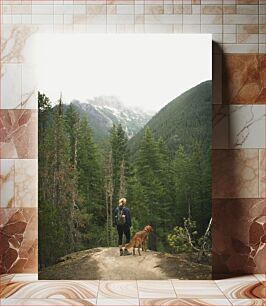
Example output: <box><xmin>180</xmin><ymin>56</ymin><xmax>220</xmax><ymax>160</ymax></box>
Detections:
<box><xmin>129</xmin><ymin>80</ymin><xmax>212</xmax><ymax>158</ymax></box>
<box><xmin>38</xmin><ymin>81</ymin><xmax>212</xmax><ymax>272</ymax></box>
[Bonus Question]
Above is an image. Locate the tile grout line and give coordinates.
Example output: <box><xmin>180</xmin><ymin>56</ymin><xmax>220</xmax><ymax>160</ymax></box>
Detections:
<box><xmin>135</xmin><ymin>279</ymin><xmax>140</xmax><ymax>306</ymax></box>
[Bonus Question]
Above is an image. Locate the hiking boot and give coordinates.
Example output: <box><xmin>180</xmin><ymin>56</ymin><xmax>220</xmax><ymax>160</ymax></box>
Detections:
<box><xmin>123</xmin><ymin>249</ymin><xmax>132</xmax><ymax>256</ymax></box>
<box><xmin>120</xmin><ymin>249</ymin><xmax>124</xmax><ymax>256</ymax></box>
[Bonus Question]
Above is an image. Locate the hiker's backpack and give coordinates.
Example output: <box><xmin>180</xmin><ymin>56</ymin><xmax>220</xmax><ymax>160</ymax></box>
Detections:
<box><xmin>116</xmin><ymin>207</ymin><xmax>126</xmax><ymax>225</ymax></box>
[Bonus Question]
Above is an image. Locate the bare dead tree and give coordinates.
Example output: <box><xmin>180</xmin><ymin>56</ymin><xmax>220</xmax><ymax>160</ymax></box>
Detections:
<box><xmin>184</xmin><ymin>217</ymin><xmax>212</xmax><ymax>262</ymax></box>
<box><xmin>118</xmin><ymin>159</ymin><xmax>126</xmax><ymax>199</ymax></box>
<box><xmin>197</xmin><ymin>217</ymin><xmax>212</xmax><ymax>262</ymax></box>
<box><xmin>105</xmin><ymin>150</ymin><xmax>114</xmax><ymax>246</ymax></box>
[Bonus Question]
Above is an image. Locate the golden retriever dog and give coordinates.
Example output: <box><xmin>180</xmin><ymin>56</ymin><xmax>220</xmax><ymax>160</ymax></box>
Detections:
<box><xmin>125</xmin><ymin>225</ymin><xmax>153</xmax><ymax>256</ymax></box>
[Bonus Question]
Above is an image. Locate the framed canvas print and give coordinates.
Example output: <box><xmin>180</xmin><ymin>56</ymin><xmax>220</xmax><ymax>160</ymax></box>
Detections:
<box><xmin>38</xmin><ymin>33</ymin><xmax>211</xmax><ymax>280</ymax></box>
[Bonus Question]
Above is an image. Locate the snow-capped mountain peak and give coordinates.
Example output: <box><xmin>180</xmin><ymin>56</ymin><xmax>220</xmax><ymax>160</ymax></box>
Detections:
<box><xmin>70</xmin><ymin>96</ymin><xmax>154</xmax><ymax>140</ymax></box>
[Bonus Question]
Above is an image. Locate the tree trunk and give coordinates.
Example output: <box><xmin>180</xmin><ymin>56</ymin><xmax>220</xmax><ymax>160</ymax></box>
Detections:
<box><xmin>105</xmin><ymin>150</ymin><xmax>114</xmax><ymax>246</ymax></box>
<box><xmin>119</xmin><ymin>159</ymin><xmax>126</xmax><ymax>199</ymax></box>
<box><xmin>197</xmin><ymin>217</ymin><xmax>212</xmax><ymax>262</ymax></box>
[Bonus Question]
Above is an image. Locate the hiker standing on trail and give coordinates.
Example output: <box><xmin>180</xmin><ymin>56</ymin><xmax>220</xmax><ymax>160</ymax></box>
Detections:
<box><xmin>114</xmin><ymin>198</ymin><xmax>132</xmax><ymax>256</ymax></box>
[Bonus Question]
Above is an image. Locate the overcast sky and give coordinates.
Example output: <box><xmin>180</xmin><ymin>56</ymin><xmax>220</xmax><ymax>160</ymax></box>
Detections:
<box><xmin>36</xmin><ymin>34</ymin><xmax>211</xmax><ymax>112</ymax></box>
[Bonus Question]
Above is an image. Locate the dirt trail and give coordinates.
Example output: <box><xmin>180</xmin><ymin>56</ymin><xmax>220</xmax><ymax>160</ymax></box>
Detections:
<box><xmin>39</xmin><ymin>247</ymin><xmax>211</xmax><ymax>280</ymax></box>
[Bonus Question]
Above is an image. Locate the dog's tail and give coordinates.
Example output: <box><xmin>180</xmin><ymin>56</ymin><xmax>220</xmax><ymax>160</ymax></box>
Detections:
<box><xmin>126</xmin><ymin>237</ymin><xmax>142</xmax><ymax>249</ymax></box>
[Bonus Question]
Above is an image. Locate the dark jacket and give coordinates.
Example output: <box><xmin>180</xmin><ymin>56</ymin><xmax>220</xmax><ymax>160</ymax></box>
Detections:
<box><xmin>114</xmin><ymin>206</ymin><xmax>132</xmax><ymax>227</ymax></box>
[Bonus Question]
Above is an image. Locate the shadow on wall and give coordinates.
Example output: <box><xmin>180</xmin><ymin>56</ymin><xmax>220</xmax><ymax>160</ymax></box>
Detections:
<box><xmin>212</xmin><ymin>41</ymin><xmax>266</xmax><ymax>280</ymax></box>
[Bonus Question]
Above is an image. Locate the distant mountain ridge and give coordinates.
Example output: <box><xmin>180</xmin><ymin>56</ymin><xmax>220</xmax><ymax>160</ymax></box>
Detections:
<box><xmin>68</xmin><ymin>96</ymin><xmax>154</xmax><ymax>141</ymax></box>
<box><xmin>128</xmin><ymin>80</ymin><xmax>212</xmax><ymax>157</ymax></box>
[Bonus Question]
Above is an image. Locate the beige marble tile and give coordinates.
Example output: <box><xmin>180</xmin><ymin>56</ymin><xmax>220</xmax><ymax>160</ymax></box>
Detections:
<box><xmin>116</xmin><ymin>4</ymin><xmax>135</xmax><ymax>15</ymax></box>
<box><xmin>192</xmin><ymin>5</ymin><xmax>200</xmax><ymax>14</ymax></box>
<box><xmin>254</xmin><ymin>274</ymin><xmax>266</xmax><ymax>283</ymax></box>
<box><xmin>229</xmin><ymin>105</ymin><xmax>265</xmax><ymax>149</ymax></box>
<box><xmin>1</xmin><ymin>25</ymin><xmax>37</xmax><ymax>64</ymax></box>
<box><xmin>223</xmin><ymin>33</ymin><xmax>237</xmax><ymax>43</ymax></box>
<box><xmin>164</xmin><ymin>4</ymin><xmax>173</xmax><ymax>15</ymax></box>
<box><xmin>173</xmin><ymin>5</ymin><xmax>182</xmax><ymax>14</ymax></box>
<box><xmin>11</xmin><ymin>274</ymin><xmax>38</xmax><ymax>282</ymax></box>
<box><xmin>223</xmin><ymin>25</ymin><xmax>237</xmax><ymax>33</ymax></box>
<box><xmin>98</xmin><ymin>281</ymin><xmax>138</xmax><ymax>299</ymax></box>
<box><xmin>202</xmin><ymin>24</ymin><xmax>223</xmax><ymax>33</ymax></box>
<box><xmin>139</xmin><ymin>298</ymin><xmax>232</xmax><ymax>305</ymax></box>
<box><xmin>137</xmin><ymin>280</ymin><xmax>176</xmax><ymax>299</ymax></box>
<box><xmin>237</xmin><ymin>4</ymin><xmax>259</xmax><ymax>14</ymax></box>
<box><xmin>144</xmin><ymin>5</ymin><xmax>164</xmax><ymax>15</ymax></box>
<box><xmin>229</xmin><ymin>300</ymin><xmax>266</xmax><ymax>306</ymax></box>
<box><xmin>14</xmin><ymin>159</ymin><xmax>37</xmax><ymax>207</ymax></box>
<box><xmin>1</xmin><ymin>64</ymin><xmax>22</xmax><ymax>109</ymax></box>
<box><xmin>0</xmin><ymin>299</ymin><xmax>97</xmax><ymax>305</ymax></box>
<box><xmin>0</xmin><ymin>159</ymin><xmax>15</xmax><ymax>208</ymax></box>
<box><xmin>171</xmin><ymin>280</ymin><xmax>224</xmax><ymax>298</ymax></box>
<box><xmin>223</xmin><ymin>4</ymin><xmax>236</xmax><ymax>14</ymax></box>
<box><xmin>237</xmin><ymin>25</ymin><xmax>259</xmax><ymax>34</ymax></box>
<box><xmin>21</xmin><ymin>63</ymin><xmax>38</xmax><ymax>109</ymax></box>
<box><xmin>224</xmin><ymin>14</ymin><xmax>258</xmax><ymax>25</ymax></box>
<box><xmin>144</xmin><ymin>15</ymin><xmax>182</xmax><ymax>24</ymax></box>
<box><xmin>144</xmin><ymin>24</ymin><xmax>174</xmax><ymax>33</ymax></box>
<box><xmin>107</xmin><ymin>15</ymin><xmax>134</xmax><ymax>25</ymax></box>
<box><xmin>96</xmin><ymin>299</ymin><xmax>139</xmax><ymax>305</ymax></box>
<box><xmin>183</xmin><ymin>5</ymin><xmax>192</xmax><ymax>14</ymax></box>
<box><xmin>32</xmin><ymin>4</ymin><xmax>54</xmax><ymax>15</ymax></box>
<box><xmin>201</xmin><ymin>15</ymin><xmax>222</xmax><ymax>24</ymax></box>
<box><xmin>135</xmin><ymin>4</ymin><xmax>144</xmax><ymax>15</ymax></box>
<box><xmin>183</xmin><ymin>14</ymin><xmax>200</xmax><ymax>24</ymax></box>
<box><xmin>222</xmin><ymin>44</ymin><xmax>259</xmax><ymax>53</ymax></box>
<box><xmin>237</xmin><ymin>33</ymin><xmax>259</xmax><ymax>44</ymax></box>
<box><xmin>202</xmin><ymin>5</ymin><xmax>223</xmax><ymax>14</ymax></box>
<box><xmin>73</xmin><ymin>5</ymin><xmax>86</xmax><ymax>15</ymax></box>
<box><xmin>87</xmin><ymin>4</ymin><xmax>106</xmax><ymax>15</ymax></box>
<box><xmin>32</xmin><ymin>15</ymin><xmax>54</xmax><ymax>25</ymax></box>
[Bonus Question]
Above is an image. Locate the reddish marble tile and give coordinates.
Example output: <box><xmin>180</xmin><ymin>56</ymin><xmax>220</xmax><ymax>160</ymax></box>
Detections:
<box><xmin>223</xmin><ymin>54</ymin><xmax>264</xmax><ymax>104</ymax></box>
<box><xmin>212</xmin><ymin>149</ymin><xmax>259</xmax><ymax>198</ymax></box>
<box><xmin>213</xmin><ymin>199</ymin><xmax>266</xmax><ymax>277</ymax></box>
<box><xmin>0</xmin><ymin>110</ymin><xmax>37</xmax><ymax>159</ymax></box>
<box><xmin>0</xmin><ymin>208</ymin><xmax>37</xmax><ymax>274</ymax></box>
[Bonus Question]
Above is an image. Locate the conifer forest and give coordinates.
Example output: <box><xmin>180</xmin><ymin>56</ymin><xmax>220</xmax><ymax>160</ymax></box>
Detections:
<box><xmin>38</xmin><ymin>81</ymin><xmax>212</xmax><ymax>270</ymax></box>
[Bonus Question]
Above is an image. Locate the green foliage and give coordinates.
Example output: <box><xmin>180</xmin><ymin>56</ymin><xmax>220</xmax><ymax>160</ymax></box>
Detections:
<box><xmin>167</xmin><ymin>218</ymin><xmax>212</xmax><ymax>260</ymax></box>
<box><xmin>168</xmin><ymin>218</ymin><xmax>198</xmax><ymax>253</ymax></box>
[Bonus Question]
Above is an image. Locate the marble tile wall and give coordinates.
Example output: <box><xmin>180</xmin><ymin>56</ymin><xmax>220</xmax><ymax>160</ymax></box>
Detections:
<box><xmin>0</xmin><ymin>0</ymin><xmax>265</xmax><ymax>279</ymax></box>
